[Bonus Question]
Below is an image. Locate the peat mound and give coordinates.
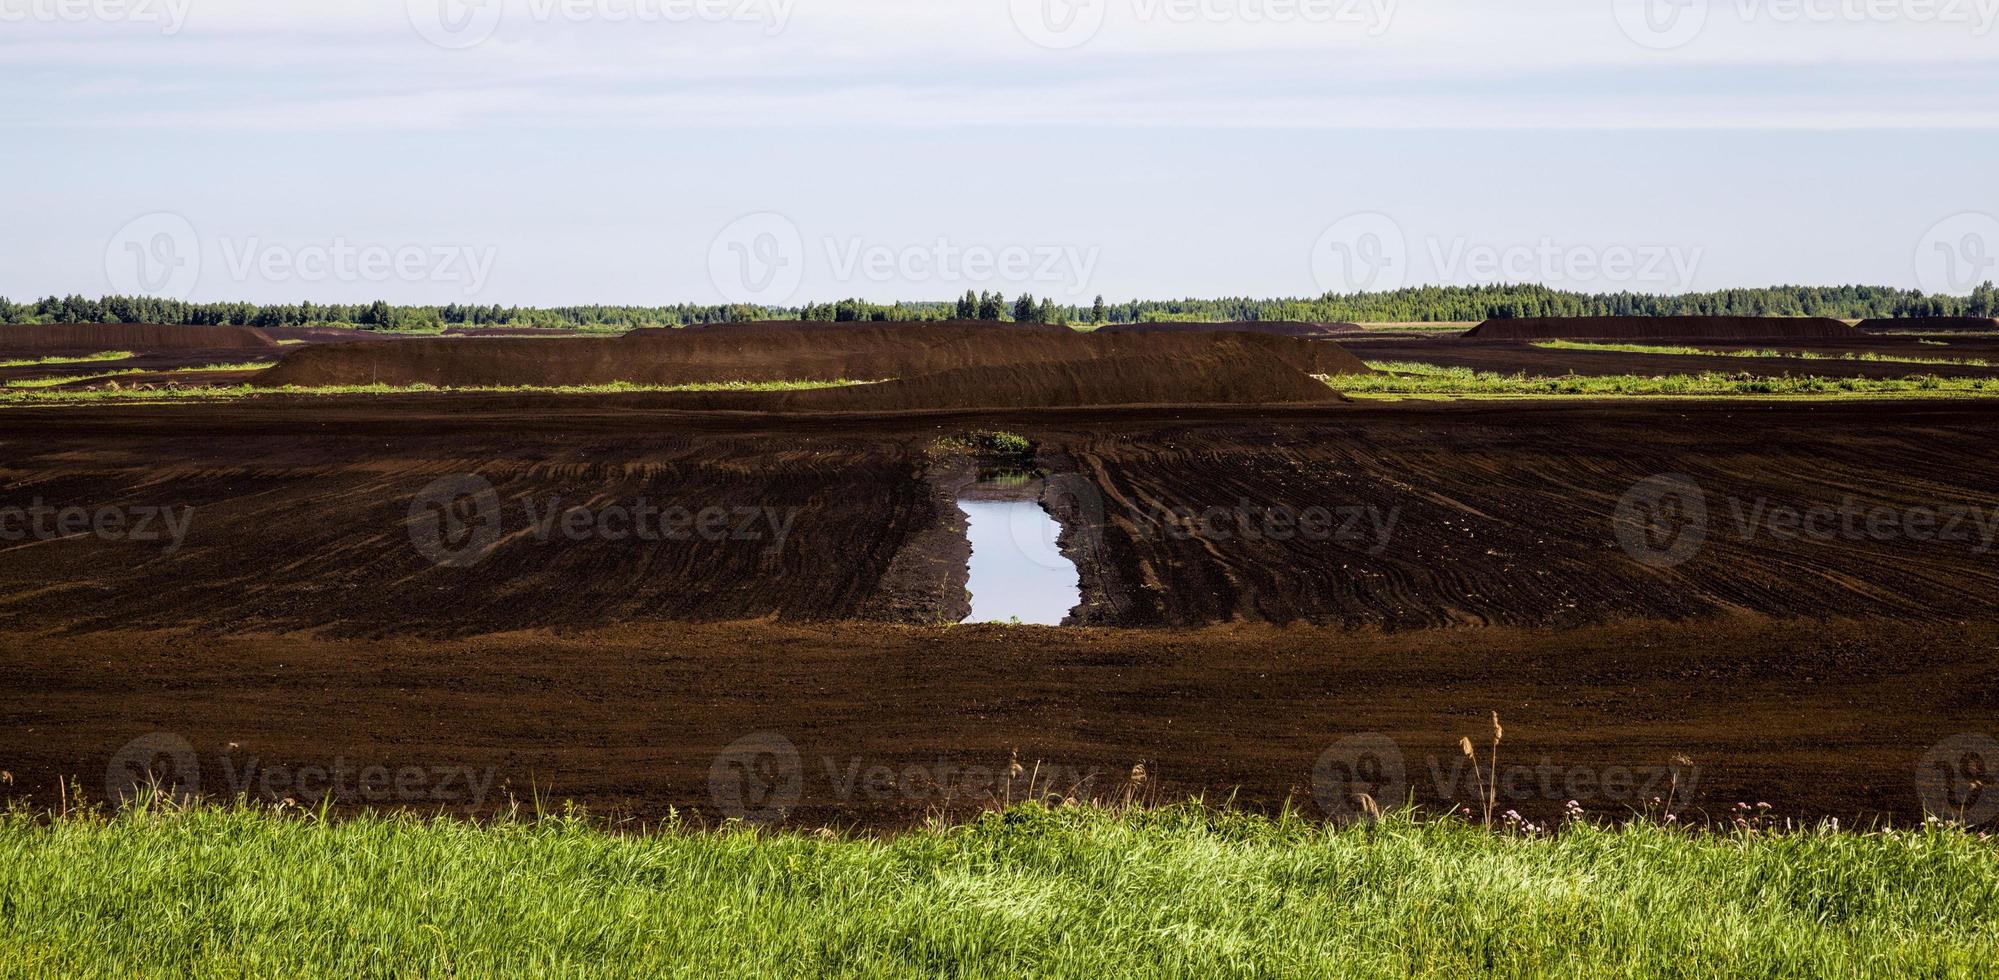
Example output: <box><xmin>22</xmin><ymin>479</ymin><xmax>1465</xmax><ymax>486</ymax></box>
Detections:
<box><xmin>250</xmin><ymin>324</ymin><xmax>1365</xmax><ymax>407</ymax></box>
<box><xmin>0</xmin><ymin>323</ymin><xmax>278</xmax><ymax>351</ymax></box>
<box><xmin>258</xmin><ymin>326</ymin><xmax>398</xmax><ymax>344</ymax></box>
<box><xmin>1465</xmin><ymin>316</ymin><xmax>1857</xmax><ymax>340</ymax></box>
<box><xmin>678</xmin><ymin>319</ymin><xmax>1074</xmax><ymax>335</ymax></box>
<box><xmin>782</xmin><ymin>344</ymin><xmax>1346</xmax><ymax>410</ymax></box>
<box><xmin>1097</xmin><ymin>321</ymin><xmax>1361</xmax><ymax>337</ymax></box>
<box><xmin>1857</xmin><ymin>316</ymin><xmax>1999</xmax><ymax>332</ymax></box>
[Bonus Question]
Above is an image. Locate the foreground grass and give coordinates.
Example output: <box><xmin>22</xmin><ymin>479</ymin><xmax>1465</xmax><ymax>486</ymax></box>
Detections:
<box><xmin>1</xmin><ymin>803</ymin><xmax>1994</xmax><ymax>978</ymax></box>
<box><xmin>1532</xmin><ymin>339</ymin><xmax>1993</xmax><ymax>368</ymax></box>
<box><xmin>0</xmin><ymin>379</ymin><xmax>877</xmax><ymax>406</ymax></box>
<box><xmin>1328</xmin><ymin>362</ymin><xmax>1999</xmax><ymax>399</ymax></box>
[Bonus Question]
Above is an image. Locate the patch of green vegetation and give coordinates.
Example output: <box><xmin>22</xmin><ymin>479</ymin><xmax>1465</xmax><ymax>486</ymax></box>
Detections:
<box><xmin>164</xmin><ymin>361</ymin><xmax>276</xmax><ymax>373</ymax></box>
<box><xmin>3</xmin><ymin>802</ymin><xmax>1995</xmax><ymax>977</ymax></box>
<box><xmin>1356</xmin><ymin>322</ymin><xmax>1475</xmax><ymax>332</ymax></box>
<box><xmin>0</xmin><ymin>351</ymin><xmax>135</xmax><ymax>369</ymax></box>
<box><xmin>1533</xmin><ymin>339</ymin><xmax>1992</xmax><ymax>368</ymax></box>
<box><xmin>935</xmin><ymin>430</ymin><xmax>1035</xmax><ymax>456</ymax></box>
<box><xmin>0</xmin><ymin>379</ymin><xmax>878</xmax><ymax>406</ymax></box>
<box><xmin>3</xmin><ymin>369</ymin><xmax>148</xmax><ymax>389</ymax></box>
<box><xmin>1326</xmin><ymin>363</ymin><xmax>1999</xmax><ymax>399</ymax></box>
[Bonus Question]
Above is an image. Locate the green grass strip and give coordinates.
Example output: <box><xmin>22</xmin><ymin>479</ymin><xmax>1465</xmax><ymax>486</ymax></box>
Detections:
<box><xmin>2</xmin><ymin>802</ymin><xmax>1995</xmax><ymax>978</ymax></box>
<box><xmin>1326</xmin><ymin>363</ymin><xmax>1999</xmax><ymax>398</ymax></box>
<box><xmin>0</xmin><ymin>379</ymin><xmax>879</xmax><ymax>406</ymax></box>
<box><xmin>1532</xmin><ymin>339</ymin><xmax>1993</xmax><ymax>368</ymax></box>
<box><xmin>3</xmin><ymin>369</ymin><xmax>149</xmax><ymax>389</ymax></box>
<box><xmin>0</xmin><ymin>350</ymin><xmax>136</xmax><ymax>368</ymax></box>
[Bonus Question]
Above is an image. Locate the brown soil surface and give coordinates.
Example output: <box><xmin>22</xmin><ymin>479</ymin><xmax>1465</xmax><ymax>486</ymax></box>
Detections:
<box><xmin>3</xmin><ymin>618</ymin><xmax>1993</xmax><ymax>829</ymax></box>
<box><xmin>1466</xmin><ymin>316</ymin><xmax>1858</xmax><ymax>341</ymax></box>
<box><xmin>1098</xmin><ymin>321</ymin><xmax>1361</xmax><ymax>337</ymax></box>
<box><xmin>249</xmin><ymin>325</ymin><xmax>1369</xmax><ymax>408</ymax></box>
<box><xmin>0</xmin><ymin>323</ymin><xmax>278</xmax><ymax>351</ymax></box>
<box><xmin>4</xmin><ymin>397</ymin><xmax>1998</xmax><ymax>829</ymax></box>
<box><xmin>1859</xmin><ymin>317</ymin><xmax>1999</xmax><ymax>332</ymax></box>
<box><xmin>2</xmin><ymin>399</ymin><xmax>1995</xmax><ymax>638</ymax></box>
<box><xmin>681</xmin><ymin>319</ymin><xmax>1073</xmax><ymax>335</ymax></box>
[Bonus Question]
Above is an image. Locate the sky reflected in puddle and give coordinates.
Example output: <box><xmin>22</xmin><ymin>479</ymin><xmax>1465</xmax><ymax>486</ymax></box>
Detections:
<box><xmin>960</xmin><ymin>495</ymin><xmax>1081</xmax><ymax>626</ymax></box>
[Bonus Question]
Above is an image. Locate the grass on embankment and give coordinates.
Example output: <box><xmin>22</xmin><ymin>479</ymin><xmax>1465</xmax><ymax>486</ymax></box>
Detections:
<box><xmin>0</xmin><ymin>379</ymin><xmax>877</xmax><ymax>406</ymax></box>
<box><xmin>2</xmin><ymin>362</ymin><xmax>275</xmax><ymax>390</ymax></box>
<box><xmin>2</xmin><ymin>802</ymin><xmax>1995</xmax><ymax>978</ymax></box>
<box><xmin>0</xmin><ymin>350</ymin><xmax>135</xmax><ymax>369</ymax></box>
<box><xmin>1532</xmin><ymin>339</ymin><xmax>1994</xmax><ymax>368</ymax></box>
<box><xmin>1325</xmin><ymin>362</ymin><xmax>1999</xmax><ymax>400</ymax></box>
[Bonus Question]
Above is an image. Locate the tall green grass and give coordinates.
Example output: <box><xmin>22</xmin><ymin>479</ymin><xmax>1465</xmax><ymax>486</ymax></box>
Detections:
<box><xmin>2</xmin><ymin>802</ymin><xmax>1994</xmax><ymax>977</ymax></box>
<box><xmin>1327</xmin><ymin>363</ymin><xmax>1999</xmax><ymax>398</ymax></box>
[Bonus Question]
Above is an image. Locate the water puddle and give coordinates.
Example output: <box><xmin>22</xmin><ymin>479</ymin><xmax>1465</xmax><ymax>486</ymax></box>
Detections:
<box><xmin>959</xmin><ymin>473</ymin><xmax>1081</xmax><ymax>626</ymax></box>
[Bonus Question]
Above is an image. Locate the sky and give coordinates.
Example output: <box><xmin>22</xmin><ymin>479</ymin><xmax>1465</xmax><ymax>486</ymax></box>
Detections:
<box><xmin>3</xmin><ymin>0</ymin><xmax>1997</xmax><ymax>307</ymax></box>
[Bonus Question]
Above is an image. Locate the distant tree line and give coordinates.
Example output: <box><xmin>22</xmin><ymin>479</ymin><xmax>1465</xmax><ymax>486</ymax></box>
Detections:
<box><xmin>3</xmin><ymin>282</ymin><xmax>1993</xmax><ymax>331</ymax></box>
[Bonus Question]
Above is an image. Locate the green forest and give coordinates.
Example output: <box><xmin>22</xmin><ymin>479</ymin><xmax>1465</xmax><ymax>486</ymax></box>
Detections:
<box><xmin>3</xmin><ymin>282</ymin><xmax>1993</xmax><ymax>332</ymax></box>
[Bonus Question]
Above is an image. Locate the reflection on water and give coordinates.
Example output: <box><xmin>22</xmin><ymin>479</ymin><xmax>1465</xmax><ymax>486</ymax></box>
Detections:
<box><xmin>960</xmin><ymin>493</ymin><xmax>1081</xmax><ymax>626</ymax></box>
<box><xmin>975</xmin><ymin>466</ymin><xmax>1037</xmax><ymax>490</ymax></box>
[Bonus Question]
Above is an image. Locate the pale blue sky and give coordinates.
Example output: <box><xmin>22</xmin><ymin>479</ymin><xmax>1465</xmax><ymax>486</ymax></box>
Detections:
<box><xmin>4</xmin><ymin>1</ymin><xmax>1996</xmax><ymax>306</ymax></box>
